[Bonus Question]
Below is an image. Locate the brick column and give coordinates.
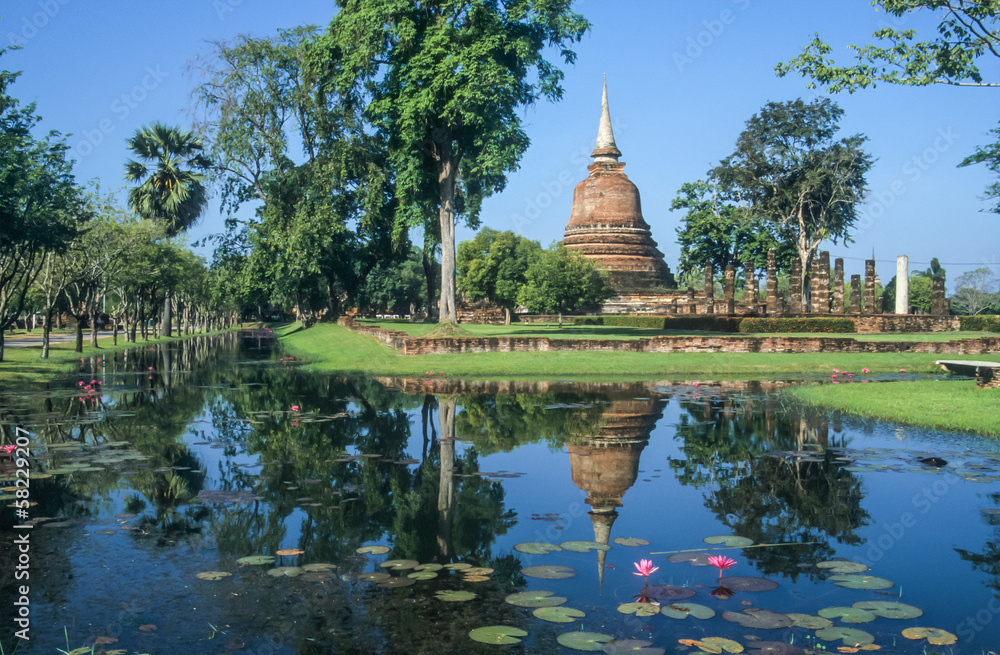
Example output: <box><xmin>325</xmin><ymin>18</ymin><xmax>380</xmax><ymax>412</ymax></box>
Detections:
<box><xmin>815</xmin><ymin>251</ymin><xmax>830</xmax><ymax>313</ymax></box>
<box><xmin>765</xmin><ymin>249</ymin><xmax>781</xmax><ymax>315</ymax></box>
<box><xmin>724</xmin><ymin>265</ymin><xmax>735</xmax><ymax>314</ymax></box>
<box><xmin>931</xmin><ymin>276</ymin><xmax>947</xmax><ymax>315</ymax></box>
<box><xmin>789</xmin><ymin>259</ymin><xmax>803</xmax><ymax>314</ymax></box>
<box><xmin>864</xmin><ymin>260</ymin><xmax>876</xmax><ymax>315</ymax></box>
<box><xmin>833</xmin><ymin>258</ymin><xmax>845</xmax><ymax>313</ymax></box>
<box><xmin>686</xmin><ymin>287</ymin><xmax>697</xmax><ymax>314</ymax></box>
<box><xmin>849</xmin><ymin>275</ymin><xmax>862</xmax><ymax>314</ymax></box>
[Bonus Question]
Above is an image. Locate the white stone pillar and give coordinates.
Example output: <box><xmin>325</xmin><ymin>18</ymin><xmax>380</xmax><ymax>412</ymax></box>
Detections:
<box><xmin>895</xmin><ymin>255</ymin><xmax>909</xmax><ymax>314</ymax></box>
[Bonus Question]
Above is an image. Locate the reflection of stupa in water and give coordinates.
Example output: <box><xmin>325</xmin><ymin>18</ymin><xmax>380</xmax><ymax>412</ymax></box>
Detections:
<box><xmin>567</xmin><ymin>396</ymin><xmax>664</xmax><ymax>589</ymax></box>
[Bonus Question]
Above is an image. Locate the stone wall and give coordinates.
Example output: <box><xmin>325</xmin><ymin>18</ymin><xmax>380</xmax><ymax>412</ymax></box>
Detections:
<box><xmin>852</xmin><ymin>315</ymin><xmax>960</xmax><ymax>333</ymax></box>
<box><xmin>340</xmin><ymin>317</ymin><xmax>998</xmax><ymax>356</ymax></box>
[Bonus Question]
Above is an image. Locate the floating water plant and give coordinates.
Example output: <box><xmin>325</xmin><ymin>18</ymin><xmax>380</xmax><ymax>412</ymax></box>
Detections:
<box><xmin>901</xmin><ymin>627</ymin><xmax>957</xmax><ymax>645</ymax></box>
<box><xmin>560</xmin><ymin>540</ymin><xmax>611</xmax><ymax>552</ymax></box>
<box><xmin>602</xmin><ymin>640</ymin><xmax>665</xmax><ymax>655</ymax></box>
<box><xmin>816</xmin><ymin>606</ymin><xmax>877</xmax><ymax>624</ymax></box>
<box><xmin>533</xmin><ymin>606</ymin><xmax>585</xmax><ymax>623</ymax></box>
<box><xmin>556</xmin><ymin>631</ymin><xmax>614</xmax><ymax>651</ymax></box>
<box><xmin>521</xmin><ymin>564</ymin><xmax>576</xmax><ymax>579</ymax></box>
<box><xmin>468</xmin><ymin>626</ymin><xmax>527</xmax><ymax>645</ymax></box>
<box><xmin>828</xmin><ymin>574</ymin><xmax>893</xmax><ymax>590</ymax></box>
<box><xmin>660</xmin><ymin>602</ymin><xmax>716</xmax><ymax>620</ymax></box>
<box><xmin>612</xmin><ymin>537</ymin><xmax>650</xmax><ymax>547</ymax></box>
<box><xmin>722</xmin><ymin>608</ymin><xmax>792</xmax><ymax>629</ymax></box>
<box><xmin>505</xmin><ymin>590</ymin><xmax>566</xmax><ymax>608</ymax></box>
<box><xmin>236</xmin><ymin>555</ymin><xmax>275</xmax><ymax>566</ymax></box>
<box><xmin>617</xmin><ymin>602</ymin><xmax>660</xmax><ymax>617</ymax></box>
<box><xmin>196</xmin><ymin>571</ymin><xmax>232</xmax><ymax>580</ymax></box>
<box><xmin>851</xmin><ymin>600</ymin><xmax>922</xmax><ymax>619</ymax></box>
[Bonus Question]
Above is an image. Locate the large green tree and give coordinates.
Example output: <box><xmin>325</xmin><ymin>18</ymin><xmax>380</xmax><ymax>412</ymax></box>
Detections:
<box><xmin>193</xmin><ymin>28</ymin><xmax>401</xmax><ymax>320</ymax></box>
<box><xmin>776</xmin><ymin>2</ymin><xmax>1000</xmax><ymax>216</ymax></box>
<box><xmin>0</xmin><ymin>50</ymin><xmax>88</xmax><ymax>361</ymax></box>
<box><xmin>457</xmin><ymin>228</ymin><xmax>541</xmax><ymax>324</ymax></box>
<box><xmin>712</xmin><ymin>99</ymin><xmax>874</xmax><ymax>306</ymax></box>
<box><xmin>517</xmin><ymin>243</ymin><xmax>614</xmax><ymax>323</ymax></box>
<box><xmin>311</xmin><ymin>0</ymin><xmax>590</xmax><ymax>323</ymax></box>
<box><xmin>671</xmin><ymin>179</ymin><xmax>795</xmax><ymax>278</ymax></box>
<box><xmin>775</xmin><ymin>1</ymin><xmax>999</xmax><ymax>91</ymax></box>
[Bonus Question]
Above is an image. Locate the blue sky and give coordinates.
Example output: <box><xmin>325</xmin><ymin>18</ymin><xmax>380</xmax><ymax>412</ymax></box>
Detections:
<box><xmin>4</xmin><ymin>1</ymin><xmax>998</xmax><ymax>290</ymax></box>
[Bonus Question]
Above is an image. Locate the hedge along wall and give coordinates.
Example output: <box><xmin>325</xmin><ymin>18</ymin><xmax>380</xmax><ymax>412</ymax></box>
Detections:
<box><xmin>739</xmin><ymin>317</ymin><xmax>855</xmax><ymax>334</ymax></box>
<box><xmin>340</xmin><ymin>318</ymin><xmax>1000</xmax><ymax>356</ymax></box>
<box><xmin>961</xmin><ymin>315</ymin><xmax>1000</xmax><ymax>332</ymax></box>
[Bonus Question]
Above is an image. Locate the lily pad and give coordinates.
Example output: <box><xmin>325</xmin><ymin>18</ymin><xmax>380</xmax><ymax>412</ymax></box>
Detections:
<box><xmin>514</xmin><ymin>542</ymin><xmax>563</xmax><ymax>555</ymax></box>
<box><xmin>718</xmin><ymin>576</ymin><xmax>779</xmax><ymax>592</ymax></box>
<box><xmin>414</xmin><ymin>563</ymin><xmax>444</xmax><ymax>572</ymax></box>
<box><xmin>695</xmin><ymin>637</ymin><xmax>744</xmax><ymax>654</ymax></box>
<box><xmin>407</xmin><ymin>570</ymin><xmax>439</xmax><ymax>580</ymax></box>
<box><xmin>505</xmin><ymin>590</ymin><xmax>567</xmax><ymax>608</ymax></box>
<box><xmin>196</xmin><ymin>571</ymin><xmax>232</xmax><ymax>581</ymax></box>
<box><xmin>533</xmin><ymin>606</ymin><xmax>586</xmax><ymax>623</ymax></box>
<box><xmin>444</xmin><ymin>562</ymin><xmax>472</xmax><ymax>570</ymax></box>
<box><xmin>817</xmin><ymin>607</ymin><xmax>877</xmax><ymax>624</ymax></box>
<box><xmin>465</xmin><ymin>566</ymin><xmax>494</xmax><ymax>576</ymax></box>
<box><xmin>436</xmin><ymin>590</ymin><xmax>477</xmax><ymax>602</ymax></box>
<box><xmin>723</xmin><ymin>609</ymin><xmax>793</xmax><ymax>629</ymax></box>
<box><xmin>852</xmin><ymin>600</ymin><xmax>922</xmax><ymax>619</ymax></box>
<box><xmin>275</xmin><ymin>548</ymin><xmax>304</xmax><ymax>556</ymax></box>
<box><xmin>522</xmin><ymin>564</ymin><xmax>576</xmax><ymax>579</ymax></box>
<box><xmin>358</xmin><ymin>572</ymin><xmax>390</xmax><ymax>582</ymax></box>
<box><xmin>901</xmin><ymin>627</ymin><xmax>957</xmax><ymax>645</ymax></box>
<box><xmin>462</xmin><ymin>574</ymin><xmax>490</xmax><ymax>582</ymax></box>
<box><xmin>829</xmin><ymin>574</ymin><xmax>894</xmax><ymax>590</ymax></box>
<box><xmin>612</xmin><ymin>537</ymin><xmax>650</xmax><ymax>547</ymax></box>
<box><xmin>601</xmin><ymin>640</ymin><xmax>665</xmax><ymax>655</ymax></box>
<box><xmin>704</xmin><ymin>535</ymin><xmax>754</xmax><ymax>548</ymax></box>
<box><xmin>356</xmin><ymin>545</ymin><xmax>391</xmax><ymax>555</ymax></box>
<box><xmin>236</xmin><ymin>555</ymin><xmax>275</xmax><ymax>566</ymax></box>
<box><xmin>560</xmin><ymin>540</ymin><xmax>611</xmax><ymax>553</ymax></box>
<box><xmin>617</xmin><ymin>602</ymin><xmax>661</xmax><ymax>617</ymax></box>
<box><xmin>661</xmin><ymin>602</ymin><xmax>716</xmax><ymax>620</ymax></box>
<box><xmin>556</xmin><ymin>631</ymin><xmax>615</xmax><ymax>651</ymax></box>
<box><xmin>469</xmin><ymin>626</ymin><xmax>527</xmax><ymax>645</ymax></box>
<box><xmin>380</xmin><ymin>576</ymin><xmax>416</xmax><ymax>588</ymax></box>
<box><xmin>786</xmin><ymin>613</ymin><xmax>834</xmax><ymax>630</ymax></box>
<box><xmin>266</xmin><ymin>566</ymin><xmax>303</xmax><ymax>577</ymax></box>
<box><xmin>667</xmin><ymin>551</ymin><xmax>712</xmax><ymax>566</ymax></box>
<box><xmin>301</xmin><ymin>563</ymin><xmax>337</xmax><ymax>572</ymax></box>
<box><xmin>816</xmin><ymin>560</ymin><xmax>869</xmax><ymax>574</ymax></box>
<box><xmin>814</xmin><ymin>627</ymin><xmax>875</xmax><ymax>646</ymax></box>
<box><xmin>379</xmin><ymin>559</ymin><xmax>419</xmax><ymax>570</ymax></box>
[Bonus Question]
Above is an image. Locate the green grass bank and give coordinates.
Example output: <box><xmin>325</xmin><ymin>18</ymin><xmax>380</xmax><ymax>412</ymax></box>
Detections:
<box><xmin>277</xmin><ymin>322</ymin><xmax>998</xmax><ymax>380</ymax></box>
<box><xmin>788</xmin><ymin>380</ymin><xmax>1000</xmax><ymax>437</ymax></box>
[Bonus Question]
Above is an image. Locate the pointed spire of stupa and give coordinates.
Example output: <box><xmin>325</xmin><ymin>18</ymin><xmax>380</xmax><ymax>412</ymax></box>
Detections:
<box><xmin>592</xmin><ymin>76</ymin><xmax>622</xmax><ymax>162</ymax></box>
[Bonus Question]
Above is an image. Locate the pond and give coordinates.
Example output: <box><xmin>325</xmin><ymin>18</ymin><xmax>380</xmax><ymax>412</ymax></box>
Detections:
<box><xmin>1</xmin><ymin>331</ymin><xmax>998</xmax><ymax>654</ymax></box>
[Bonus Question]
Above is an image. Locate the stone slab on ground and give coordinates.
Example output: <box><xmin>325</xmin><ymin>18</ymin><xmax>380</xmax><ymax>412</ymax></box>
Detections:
<box><xmin>936</xmin><ymin>360</ymin><xmax>1000</xmax><ymax>389</ymax></box>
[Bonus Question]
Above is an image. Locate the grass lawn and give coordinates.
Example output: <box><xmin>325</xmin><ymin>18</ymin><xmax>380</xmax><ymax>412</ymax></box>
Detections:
<box><xmin>787</xmin><ymin>379</ymin><xmax>1000</xmax><ymax>437</ymax></box>
<box><xmin>358</xmin><ymin>319</ymin><xmax>1000</xmax><ymax>343</ymax></box>
<box><xmin>277</xmin><ymin>322</ymin><xmax>1000</xmax><ymax>381</ymax></box>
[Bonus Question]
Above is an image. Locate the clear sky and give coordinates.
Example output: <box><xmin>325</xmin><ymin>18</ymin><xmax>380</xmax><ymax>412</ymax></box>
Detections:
<box><xmin>4</xmin><ymin>1</ymin><xmax>998</xmax><ymax>290</ymax></box>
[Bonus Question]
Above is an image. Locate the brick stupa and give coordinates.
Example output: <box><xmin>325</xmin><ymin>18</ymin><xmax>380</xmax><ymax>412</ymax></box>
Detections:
<box><xmin>563</xmin><ymin>80</ymin><xmax>674</xmax><ymax>293</ymax></box>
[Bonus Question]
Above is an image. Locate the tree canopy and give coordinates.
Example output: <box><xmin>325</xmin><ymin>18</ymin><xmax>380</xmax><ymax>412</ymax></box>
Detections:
<box><xmin>775</xmin><ymin>0</ymin><xmax>1000</xmax><ymax>92</ymax></box>
<box><xmin>310</xmin><ymin>0</ymin><xmax>590</xmax><ymax>322</ymax></box>
<box><xmin>712</xmin><ymin>98</ymin><xmax>874</xmax><ymax>303</ymax></box>
<box><xmin>457</xmin><ymin>228</ymin><xmax>541</xmax><ymax>323</ymax></box>
<box><xmin>517</xmin><ymin>243</ymin><xmax>614</xmax><ymax>320</ymax></box>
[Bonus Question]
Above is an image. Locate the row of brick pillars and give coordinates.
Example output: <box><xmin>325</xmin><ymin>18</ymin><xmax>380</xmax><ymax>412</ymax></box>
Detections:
<box><xmin>700</xmin><ymin>249</ymin><xmax>946</xmax><ymax>315</ymax></box>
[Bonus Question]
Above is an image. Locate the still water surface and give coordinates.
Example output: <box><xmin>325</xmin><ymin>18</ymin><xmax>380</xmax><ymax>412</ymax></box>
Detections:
<box><xmin>1</xmin><ymin>331</ymin><xmax>998</xmax><ymax>654</ymax></box>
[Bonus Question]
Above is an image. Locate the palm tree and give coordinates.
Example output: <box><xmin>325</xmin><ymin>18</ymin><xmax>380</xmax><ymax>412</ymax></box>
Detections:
<box><xmin>125</xmin><ymin>123</ymin><xmax>212</xmax><ymax>336</ymax></box>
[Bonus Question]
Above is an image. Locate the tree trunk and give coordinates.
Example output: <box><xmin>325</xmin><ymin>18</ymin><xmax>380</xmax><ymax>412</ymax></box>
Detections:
<box><xmin>504</xmin><ymin>307</ymin><xmax>511</xmax><ymax>325</ymax></box>
<box><xmin>75</xmin><ymin>318</ymin><xmax>84</xmax><ymax>353</ymax></box>
<box><xmin>437</xmin><ymin>395</ymin><xmax>456</xmax><ymax>560</ymax></box>
<box><xmin>41</xmin><ymin>309</ymin><xmax>52</xmax><ymax>359</ymax></box>
<box><xmin>112</xmin><ymin>318</ymin><xmax>118</xmax><ymax>346</ymax></box>
<box><xmin>437</xmin><ymin>145</ymin><xmax>458</xmax><ymax>323</ymax></box>
<box><xmin>89</xmin><ymin>308</ymin><xmax>99</xmax><ymax>348</ymax></box>
<box><xmin>163</xmin><ymin>292</ymin><xmax>172</xmax><ymax>337</ymax></box>
<box><xmin>422</xmin><ymin>247</ymin><xmax>437</xmax><ymax>319</ymax></box>
<box><xmin>0</xmin><ymin>330</ymin><xmax>5</xmax><ymax>363</ymax></box>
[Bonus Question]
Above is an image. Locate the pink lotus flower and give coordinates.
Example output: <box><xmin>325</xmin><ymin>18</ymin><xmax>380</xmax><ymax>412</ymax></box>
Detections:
<box><xmin>633</xmin><ymin>559</ymin><xmax>659</xmax><ymax>583</ymax></box>
<box><xmin>862</xmin><ymin>368</ymin><xmax>869</xmax><ymax>374</ymax></box>
<box><xmin>78</xmin><ymin>381</ymin><xmax>84</xmax><ymax>386</ymax></box>
<box><xmin>1</xmin><ymin>444</ymin><xmax>16</xmax><ymax>454</ymax></box>
<box><xmin>899</xmin><ymin>368</ymin><xmax>906</xmax><ymax>373</ymax></box>
<box><xmin>148</xmin><ymin>366</ymin><xmax>154</xmax><ymax>370</ymax></box>
<box><xmin>847</xmin><ymin>373</ymin><xmax>854</xmax><ymax>378</ymax></box>
<box><xmin>833</xmin><ymin>369</ymin><xmax>839</xmax><ymax>373</ymax></box>
<box><xmin>693</xmin><ymin>381</ymin><xmax>700</xmax><ymax>387</ymax></box>
<box><xmin>291</xmin><ymin>405</ymin><xmax>300</xmax><ymax>412</ymax></box>
<box><xmin>707</xmin><ymin>555</ymin><xmax>737</xmax><ymax>579</ymax></box>
<box><xmin>831</xmin><ymin>374</ymin><xmax>837</xmax><ymax>379</ymax></box>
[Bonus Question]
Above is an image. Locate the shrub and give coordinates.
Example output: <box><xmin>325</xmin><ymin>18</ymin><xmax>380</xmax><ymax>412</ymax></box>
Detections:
<box><xmin>739</xmin><ymin>317</ymin><xmax>855</xmax><ymax>334</ymax></box>
<box><xmin>601</xmin><ymin>315</ymin><xmax>667</xmax><ymax>329</ymax></box>
<box><xmin>663</xmin><ymin>316</ymin><xmax>743</xmax><ymax>332</ymax></box>
<box><xmin>960</xmin><ymin>315</ymin><xmax>1000</xmax><ymax>332</ymax></box>
<box><xmin>571</xmin><ymin>316</ymin><xmax>603</xmax><ymax>326</ymax></box>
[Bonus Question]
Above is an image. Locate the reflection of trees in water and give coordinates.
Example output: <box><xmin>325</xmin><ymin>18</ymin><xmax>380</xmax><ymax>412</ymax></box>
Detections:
<box><xmin>671</xmin><ymin>394</ymin><xmax>869</xmax><ymax>579</ymax></box>
<box><xmin>956</xmin><ymin>492</ymin><xmax>1000</xmax><ymax>594</ymax></box>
